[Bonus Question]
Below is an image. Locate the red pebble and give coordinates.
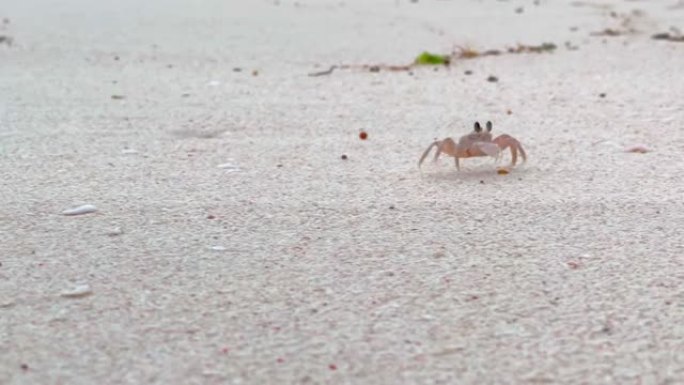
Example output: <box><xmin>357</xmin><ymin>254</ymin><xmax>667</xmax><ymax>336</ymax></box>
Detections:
<box><xmin>277</xmin><ymin>358</ymin><xmax>285</xmax><ymax>363</ymax></box>
<box><xmin>329</xmin><ymin>364</ymin><xmax>337</xmax><ymax>370</ymax></box>
<box><xmin>359</xmin><ymin>131</ymin><xmax>368</xmax><ymax>140</ymax></box>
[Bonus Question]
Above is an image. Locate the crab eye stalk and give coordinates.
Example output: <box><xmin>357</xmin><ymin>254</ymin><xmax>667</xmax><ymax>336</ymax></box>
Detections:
<box><xmin>486</xmin><ymin>121</ymin><xmax>492</xmax><ymax>132</ymax></box>
<box><xmin>474</xmin><ymin>122</ymin><xmax>482</xmax><ymax>132</ymax></box>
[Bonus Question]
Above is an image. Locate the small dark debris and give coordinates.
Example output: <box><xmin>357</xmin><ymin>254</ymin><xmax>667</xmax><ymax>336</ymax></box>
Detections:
<box><xmin>207</xmin><ymin>215</ymin><xmax>216</xmax><ymax>219</ymax></box>
<box><xmin>111</xmin><ymin>95</ymin><xmax>125</xmax><ymax>100</ymax></box>
<box><xmin>480</xmin><ymin>180</ymin><xmax>485</xmax><ymax>184</ymax></box>
<box><xmin>2</xmin><ymin>18</ymin><xmax>9</xmax><ymax>25</ymax></box>
<box><xmin>564</xmin><ymin>41</ymin><xmax>579</xmax><ymax>50</ymax></box>
<box><xmin>20</xmin><ymin>364</ymin><xmax>29</xmax><ymax>371</ymax></box>
<box><xmin>508</xmin><ymin>42</ymin><xmax>556</xmax><ymax>53</ymax></box>
<box><xmin>181</xmin><ymin>93</ymin><xmax>191</xmax><ymax>97</ymax></box>
<box><xmin>389</xmin><ymin>205</ymin><xmax>395</xmax><ymax>210</ymax></box>
<box><xmin>233</xmin><ymin>67</ymin><xmax>242</xmax><ymax>72</ymax></box>
<box><xmin>114</xmin><ymin>56</ymin><xmax>120</xmax><ymax>61</ymax></box>
<box><xmin>340</xmin><ymin>154</ymin><xmax>348</xmax><ymax>160</ymax></box>
<box><xmin>652</xmin><ymin>32</ymin><xmax>684</xmax><ymax>42</ymax></box>
<box><xmin>483</xmin><ymin>49</ymin><xmax>502</xmax><ymax>56</ymax></box>
<box><xmin>308</xmin><ymin>65</ymin><xmax>337</xmax><ymax>77</ymax></box>
<box><xmin>166</xmin><ymin>64</ymin><xmax>173</xmax><ymax>69</ymax></box>
<box><xmin>0</xmin><ymin>35</ymin><xmax>13</xmax><ymax>46</ymax></box>
<box><xmin>464</xmin><ymin>70</ymin><xmax>473</xmax><ymax>75</ymax></box>
<box><xmin>515</xmin><ymin>6</ymin><xmax>524</xmax><ymax>13</ymax></box>
<box><xmin>591</xmin><ymin>28</ymin><xmax>622</xmax><ymax>37</ymax></box>
<box><xmin>599</xmin><ymin>93</ymin><xmax>606</xmax><ymax>98</ymax></box>
<box><xmin>487</xmin><ymin>75</ymin><xmax>498</xmax><ymax>82</ymax></box>
<box><xmin>506</xmin><ymin>109</ymin><xmax>512</xmax><ymax>115</ymax></box>
<box><xmin>368</xmin><ymin>66</ymin><xmax>381</xmax><ymax>72</ymax></box>
<box><xmin>329</xmin><ymin>364</ymin><xmax>337</xmax><ymax>371</ymax></box>
<box><xmin>252</xmin><ymin>70</ymin><xmax>259</xmax><ymax>76</ymax></box>
<box><xmin>277</xmin><ymin>164</ymin><xmax>283</xmax><ymax>168</ymax></box>
<box><xmin>569</xmin><ymin>26</ymin><xmax>579</xmax><ymax>32</ymax></box>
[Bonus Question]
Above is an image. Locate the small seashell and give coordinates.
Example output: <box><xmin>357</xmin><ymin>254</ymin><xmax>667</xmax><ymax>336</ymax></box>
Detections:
<box><xmin>209</xmin><ymin>246</ymin><xmax>226</xmax><ymax>251</ymax></box>
<box><xmin>61</xmin><ymin>204</ymin><xmax>98</xmax><ymax>216</ymax></box>
<box><xmin>61</xmin><ymin>284</ymin><xmax>92</xmax><ymax>298</ymax></box>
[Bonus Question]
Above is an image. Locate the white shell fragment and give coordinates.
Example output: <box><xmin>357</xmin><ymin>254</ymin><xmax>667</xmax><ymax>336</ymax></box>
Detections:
<box><xmin>217</xmin><ymin>163</ymin><xmax>240</xmax><ymax>173</ymax></box>
<box><xmin>106</xmin><ymin>227</ymin><xmax>124</xmax><ymax>236</ymax></box>
<box><xmin>60</xmin><ymin>284</ymin><xmax>92</xmax><ymax>298</ymax></box>
<box><xmin>121</xmin><ymin>148</ymin><xmax>138</xmax><ymax>154</ymax></box>
<box><xmin>62</xmin><ymin>204</ymin><xmax>98</xmax><ymax>216</ymax></box>
<box><xmin>209</xmin><ymin>245</ymin><xmax>227</xmax><ymax>251</ymax></box>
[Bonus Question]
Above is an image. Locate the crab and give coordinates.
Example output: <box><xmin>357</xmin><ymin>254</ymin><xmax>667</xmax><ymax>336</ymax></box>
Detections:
<box><xmin>418</xmin><ymin>121</ymin><xmax>527</xmax><ymax>170</ymax></box>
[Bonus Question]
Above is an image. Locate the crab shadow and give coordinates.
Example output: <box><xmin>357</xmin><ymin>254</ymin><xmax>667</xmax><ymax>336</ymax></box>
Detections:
<box><xmin>419</xmin><ymin>165</ymin><xmax>526</xmax><ymax>182</ymax></box>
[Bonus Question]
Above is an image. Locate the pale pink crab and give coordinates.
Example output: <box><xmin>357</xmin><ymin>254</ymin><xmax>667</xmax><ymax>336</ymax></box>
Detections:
<box><xmin>418</xmin><ymin>121</ymin><xmax>527</xmax><ymax>171</ymax></box>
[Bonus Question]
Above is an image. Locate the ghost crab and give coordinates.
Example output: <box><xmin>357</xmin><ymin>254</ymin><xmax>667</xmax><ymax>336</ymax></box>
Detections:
<box><xmin>418</xmin><ymin>121</ymin><xmax>527</xmax><ymax>171</ymax></box>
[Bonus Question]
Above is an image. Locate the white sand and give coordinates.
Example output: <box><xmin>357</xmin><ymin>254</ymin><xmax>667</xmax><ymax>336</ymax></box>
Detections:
<box><xmin>2</xmin><ymin>0</ymin><xmax>684</xmax><ymax>384</ymax></box>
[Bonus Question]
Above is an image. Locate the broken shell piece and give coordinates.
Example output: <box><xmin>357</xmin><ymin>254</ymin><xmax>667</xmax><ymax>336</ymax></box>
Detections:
<box><xmin>61</xmin><ymin>284</ymin><xmax>92</xmax><ymax>298</ymax></box>
<box><xmin>217</xmin><ymin>163</ymin><xmax>240</xmax><ymax>173</ymax></box>
<box><xmin>62</xmin><ymin>204</ymin><xmax>98</xmax><ymax>216</ymax></box>
<box><xmin>106</xmin><ymin>227</ymin><xmax>123</xmax><ymax>236</ymax></box>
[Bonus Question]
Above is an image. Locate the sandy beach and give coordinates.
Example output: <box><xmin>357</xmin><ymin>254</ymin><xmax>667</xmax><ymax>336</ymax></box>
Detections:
<box><xmin>2</xmin><ymin>0</ymin><xmax>684</xmax><ymax>384</ymax></box>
